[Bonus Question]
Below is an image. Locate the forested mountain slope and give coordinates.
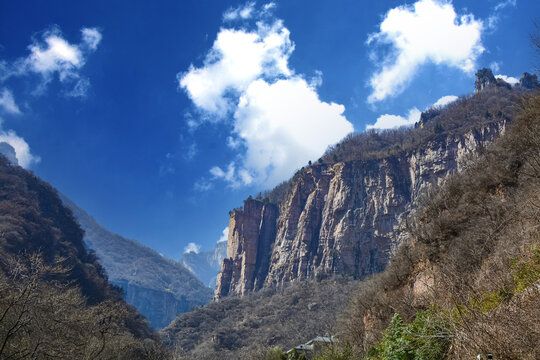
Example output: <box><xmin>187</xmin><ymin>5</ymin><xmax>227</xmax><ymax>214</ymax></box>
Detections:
<box><xmin>334</xmin><ymin>85</ymin><xmax>540</xmax><ymax>360</ymax></box>
<box><xmin>0</xmin><ymin>157</ymin><xmax>169</xmax><ymax>358</ymax></box>
<box><xmin>61</xmin><ymin>196</ymin><xmax>213</xmax><ymax>328</ymax></box>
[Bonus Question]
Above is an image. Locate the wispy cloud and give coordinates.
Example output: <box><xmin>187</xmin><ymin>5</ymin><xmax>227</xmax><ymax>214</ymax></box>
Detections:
<box><xmin>180</xmin><ymin>3</ymin><xmax>353</xmax><ymax>188</ymax></box>
<box><xmin>4</xmin><ymin>26</ymin><xmax>102</xmax><ymax>97</ymax></box>
<box><xmin>488</xmin><ymin>0</ymin><xmax>517</xmax><ymax>29</ymax></box>
<box><xmin>367</xmin><ymin>0</ymin><xmax>484</xmax><ymax>103</ymax></box>
<box><xmin>0</xmin><ymin>88</ymin><xmax>21</xmax><ymax>115</ymax></box>
<box><xmin>223</xmin><ymin>2</ymin><xmax>256</xmax><ymax>22</ymax></box>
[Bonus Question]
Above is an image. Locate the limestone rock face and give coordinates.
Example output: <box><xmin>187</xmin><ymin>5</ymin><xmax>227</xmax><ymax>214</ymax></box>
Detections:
<box><xmin>214</xmin><ymin>122</ymin><xmax>505</xmax><ymax>300</ymax></box>
<box><xmin>475</xmin><ymin>68</ymin><xmax>496</xmax><ymax>93</ymax></box>
<box><xmin>215</xmin><ymin>200</ymin><xmax>278</xmax><ymax>299</ymax></box>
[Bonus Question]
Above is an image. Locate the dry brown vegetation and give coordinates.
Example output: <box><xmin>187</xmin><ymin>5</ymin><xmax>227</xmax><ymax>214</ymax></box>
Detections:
<box><xmin>0</xmin><ymin>157</ymin><xmax>170</xmax><ymax>359</ymax></box>
<box><xmin>260</xmin><ymin>85</ymin><xmax>522</xmax><ymax>206</ymax></box>
<box><xmin>339</xmin><ymin>91</ymin><xmax>540</xmax><ymax>359</ymax></box>
<box><xmin>162</xmin><ymin>278</ymin><xmax>358</xmax><ymax>360</ymax></box>
<box><xmin>0</xmin><ymin>253</ymin><xmax>170</xmax><ymax>359</ymax></box>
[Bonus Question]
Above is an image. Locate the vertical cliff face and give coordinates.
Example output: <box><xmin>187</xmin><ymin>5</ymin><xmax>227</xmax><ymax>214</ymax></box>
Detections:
<box><xmin>215</xmin><ymin>200</ymin><xmax>278</xmax><ymax>298</ymax></box>
<box><xmin>215</xmin><ymin>122</ymin><xmax>505</xmax><ymax>300</ymax></box>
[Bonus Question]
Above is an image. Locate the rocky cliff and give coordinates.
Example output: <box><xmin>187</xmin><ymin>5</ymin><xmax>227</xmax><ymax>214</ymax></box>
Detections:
<box><xmin>215</xmin><ymin>122</ymin><xmax>504</xmax><ymax>299</ymax></box>
<box><xmin>215</xmin><ymin>71</ymin><xmax>539</xmax><ymax>300</ymax></box>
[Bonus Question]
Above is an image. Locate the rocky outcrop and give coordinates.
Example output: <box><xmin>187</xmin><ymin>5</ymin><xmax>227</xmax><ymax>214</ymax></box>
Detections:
<box><xmin>215</xmin><ymin>200</ymin><xmax>277</xmax><ymax>298</ymax></box>
<box><xmin>476</xmin><ymin>68</ymin><xmax>539</xmax><ymax>93</ymax></box>
<box><xmin>475</xmin><ymin>68</ymin><xmax>497</xmax><ymax>92</ymax></box>
<box><xmin>215</xmin><ymin>122</ymin><xmax>505</xmax><ymax>300</ymax></box>
<box><xmin>0</xmin><ymin>142</ymin><xmax>18</xmax><ymax>165</ymax></box>
<box><xmin>519</xmin><ymin>72</ymin><xmax>539</xmax><ymax>89</ymax></box>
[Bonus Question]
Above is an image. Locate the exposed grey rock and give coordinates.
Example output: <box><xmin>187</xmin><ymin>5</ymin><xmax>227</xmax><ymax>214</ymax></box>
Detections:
<box><xmin>475</xmin><ymin>68</ymin><xmax>496</xmax><ymax>93</ymax></box>
<box><xmin>215</xmin><ymin>122</ymin><xmax>505</xmax><ymax>300</ymax></box>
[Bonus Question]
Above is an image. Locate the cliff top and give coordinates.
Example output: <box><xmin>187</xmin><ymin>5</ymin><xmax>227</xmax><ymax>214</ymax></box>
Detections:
<box><xmin>257</xmin><ymin>74</ymin><xmax>534</xmax><ymax>206</ymax></box>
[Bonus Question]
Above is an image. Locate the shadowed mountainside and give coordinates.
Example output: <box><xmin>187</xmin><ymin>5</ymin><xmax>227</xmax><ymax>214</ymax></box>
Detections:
<box><xmin>0</xmin><ymin>157</ymin><xmax>169</xmax><ymax>358</ymax></box>
<box><xmin>60</xmin><ymin>195</ymin><xmax>213</xmax><ymax>328</ymax></box>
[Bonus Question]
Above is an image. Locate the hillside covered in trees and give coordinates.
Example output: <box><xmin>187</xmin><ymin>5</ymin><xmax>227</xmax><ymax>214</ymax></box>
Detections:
<box><xmin>0</xmin><ymin>157</ymin><xmax>170</xmax><ymax>358</ymax></box>
<box><xmin>331</xmin><ymin>85</ymin><xmax>540</xmax><ymax>360</ymax></box>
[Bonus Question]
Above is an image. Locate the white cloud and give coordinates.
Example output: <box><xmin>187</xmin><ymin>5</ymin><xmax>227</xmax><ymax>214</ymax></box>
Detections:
<box><xmin>4</xmin><ymin>26</ymin><xmax>102</xmax><ymax>95</ymax></box>
<box><xmin>367</xmin><ymin>0</ymin><xmax>484</xmax><ymax>103</ymax></box>
<box><xmin>180</xmin><ymin>6</ymin><xmax>353</xmax><ymax>188</ymax></box>
<box><xmin>367</xmin><ymin>107</ymin><xmax>421</xmax><ymax>130</ymax></box>
<box><xmin>81</xmin><ymin>27</ymin><xmax>102</xmax><ymax>50</ymax></box>
<box><xmin>366</xmin><ymin>94</ymin><xmax>458</xmax><ymax>130</ymax></box>
<box><xmin>0</xmin><ymin>130</ymin><xmax>40</xmax><ymax>168</ymax></box>
<box><xmin>432</xmin><ymin>95</ymin><xmax>458</xmax><ymax>108</ymax></box>
<box><xmin>0</xmin><ymin>88</ymin><xmax>21</xmax><ymax>114</ymax></box>
<box><xmin>233</xmin><ymin>78</ymin><xmax>352</xmax><ymax>186</ymax></box>
<box><xmin>223</xmin><ymin>2</ymin><xmax>256</xmax><ymax>21</ymax></box>
<box><xmin>179</xmin><ymin>21</ymin><xmax>293</xmax><ymax>117</ymax></box>
<box><xmin>217</xmin><ymin>227</ymin><xmax>229</xmax><ymax>243</ymax></box>
<box><xmin>488</xmin><ymin>0</ymin><xmax>517</xmax><ymax>29</ymax></box>
<box><xmin>0</xmin><ymin>26</ymin><xmax>100</xmax><ymax>169</ymax></box>
<box><xmin>184</xmin><ymin>242</ymin><xmax>201</xmax><ymax>254</ymax></box>
<box><xmin>24</xmin><ymin>33</ymin><xmax>84</xmax><ymax>80</ymax></box>
<box><xmin>495</xmin><ymin>74</ymin><xmax>519</xmax><ymax>85</ymax></box>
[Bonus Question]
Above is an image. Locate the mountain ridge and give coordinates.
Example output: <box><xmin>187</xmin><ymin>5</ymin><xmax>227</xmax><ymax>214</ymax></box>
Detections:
<box><xmin>214</xmin><ymin>70</ymin><xmax>531</xmax><ymax>300</ymax></box>
<box><xmin>60</xmin><ymin>195</ymin><xmax>213</xmax><ymax>328</ymax></box>
<box><xmin>181</xmin><ymin>241</ymin><xmax>227</xmax><ymax>288</ymax></box>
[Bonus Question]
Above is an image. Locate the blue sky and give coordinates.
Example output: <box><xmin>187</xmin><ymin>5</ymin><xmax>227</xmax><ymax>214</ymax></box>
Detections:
<box><xmin>0</xmin><ymin>0</ymin><xmax>538</xmax><ymax>260</ymax></box>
